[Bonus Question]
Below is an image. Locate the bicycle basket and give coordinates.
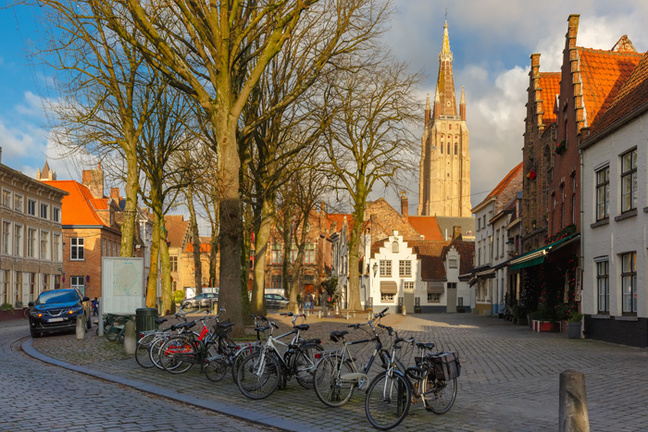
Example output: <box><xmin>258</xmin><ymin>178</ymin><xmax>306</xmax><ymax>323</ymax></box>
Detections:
<box><xmin>214</xmin><ymin>320</ymin><xmax>233</xmax><ymax>337</ymax></box>
<box><xmin>427</xmin><ymin>351</ymin><xmax>461</xmax><ymax>381</ymax></box>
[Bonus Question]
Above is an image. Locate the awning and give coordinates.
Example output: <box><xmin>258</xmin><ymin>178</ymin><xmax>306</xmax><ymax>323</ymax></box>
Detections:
<box><xmin>476</xmin><ymin>268</ymin><xmax>496</xmax><ymax>279</ymax></box>
<box><xmin>380</xmin><ymin>281</ymin><xmax>397</xmax><ymax>294</ymax></box>
<box><xmin>509</xmin><ymin>233</ymin><xmax>578</xmax><ymax>271</ymax></box>
<box><xmin>427</xmin><ymin>283</ymin><xmax>444</xmax><ymax>294</ymax></box>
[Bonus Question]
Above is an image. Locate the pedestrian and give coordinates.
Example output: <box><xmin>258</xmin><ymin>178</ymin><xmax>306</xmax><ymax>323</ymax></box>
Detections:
<box><xmin>320</xmin><ymin>289</ymin><xmax>328</xmax><ymax>318</ymax></box>
<box><xmin>92</xmin><ymin>298</ymin><xmax>99</xmax><ymax>316</ymax></box>
<box><xmin>304</xmin><ymin>292</ymin><xmax>312</xmax><ymax>311</ymax></box>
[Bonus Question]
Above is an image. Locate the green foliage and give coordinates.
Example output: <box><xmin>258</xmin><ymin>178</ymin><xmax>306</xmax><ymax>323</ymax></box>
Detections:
<box><xmin>568</xmin><ymin>311</ymin><xmax>583</xmax><ymax>322</ymax></box>
<box><xmin>172</xmin><ymin>289</ymin><xmax>185</xmax><ymax>304</ymax></box>
<box><xmin>0</xmin><ymin>303</ymin><xmax>14</xmax><ymax>311</ymax></box>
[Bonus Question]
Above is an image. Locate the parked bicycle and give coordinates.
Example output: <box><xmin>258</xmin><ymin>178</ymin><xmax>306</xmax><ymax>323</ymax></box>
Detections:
<box><xmin>312</xmin><ymin>307</ymin><xmax>391</xmax><ymax>407</ymax></box>
<box><xmin>363</xmin><ymin>326</ymin><xmax>461</xmax><ymax>430</ymax></box>
<box><xmin>236</xmin><ymin>312</ymin><xmax>323</xmax><ymax>399</ymax></box>
<box><xmin>135</xmin><ymin>312</ymin><xmax>186</xmax><ymax>369</ymax></box>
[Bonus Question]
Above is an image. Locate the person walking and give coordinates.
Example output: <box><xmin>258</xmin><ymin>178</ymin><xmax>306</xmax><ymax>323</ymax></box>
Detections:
<box><xmin>304</xmin><ymin>292</ymin><xmax>312</xmax><ymax>311</ymax></box>
<box><xmin>320</xmin><ymin>289</ymin><xmax>328</xmax><ymax>318</ymax></box>
<box><xmin>92</xmin><ymin>298</ymin><xmax>99</xmax><ymax>316</ymax></box>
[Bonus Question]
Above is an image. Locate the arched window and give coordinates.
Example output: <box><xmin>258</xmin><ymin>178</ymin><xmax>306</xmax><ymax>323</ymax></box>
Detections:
<box><xmin>454</xmin><ymin>143</ymin><xmax>458</xmax><ymax>155</ymax></box>
<box><xmin>440</xmin><ymin>143</ymin><xmax>443</xmax><ymax>154</ymax></box>
<box><xmin>391</xmin><ymin>241</ymin><xmax>399</xmax><ymax>253</ymax></box>
<box><xmin>447</xmin><ymin>144</ymin><xmax>450</xmax><ymax>154</ymax></box>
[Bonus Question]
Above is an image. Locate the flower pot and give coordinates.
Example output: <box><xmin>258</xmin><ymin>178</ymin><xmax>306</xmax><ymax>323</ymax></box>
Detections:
<box><xmin>568</xmin><ymin>321</ymin><xmax>581</xmax><ymax>339</ymax></box>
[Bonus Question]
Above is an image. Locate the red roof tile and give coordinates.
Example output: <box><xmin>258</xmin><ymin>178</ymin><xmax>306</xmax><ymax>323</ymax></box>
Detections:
<box><xmin>578</xmin><ymin>48</ymin><xmax>643</xmax><ymax>129</ymax></box>
<box><xmin>485</xmin><ymin>162</ymin><xmax>523</xmax><ymax>200</ymax></box>
<box><xmin>41</xmin><ymin>180</ymin><xmax>108</xmax><ymax>226</ymax></box>
<box><xmin>539</xmin><ymin>72</ymin><xmax>561</xmax><ymax>125</ymax></box>
<box><xmin>165</xmin><ymin>215</ymin><xmax>189</xmax><ymax>248</ymax></box>
<box><xmin>407</xmin><ymin>216</ymin><xmax>443</xmax><ymax>241</ymax></box>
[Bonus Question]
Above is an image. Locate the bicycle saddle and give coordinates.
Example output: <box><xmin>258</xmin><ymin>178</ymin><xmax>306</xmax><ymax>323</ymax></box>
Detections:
<box><xmin>416</xmin><ymin>342</ymin><xmax>436</xmax><ymax>350</ymax></box>
<box><xmin>294</xmin><ymin>324</ymin><xmax>309</xmax><ymax>331</ymax></box>
<box><xmin>330</xmin><ymin>330</ymin><xmax>348</xmax><ymax>342</ymax></box>
<box><xmin>155</xmin><ymin>318</ymin><xmax>168</xmax><ymax>325</ymax></box>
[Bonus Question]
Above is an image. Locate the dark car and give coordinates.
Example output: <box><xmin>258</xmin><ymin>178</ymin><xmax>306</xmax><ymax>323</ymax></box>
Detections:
<box><xmin>181</xmin><ymin>292</ymin><xmax>218</xmax><ymax>310</ymax></box>
<box><xmin>28</xmin><ymin>289</ymin><xmax>92</xmax><ymax>338</ymax></box>
<box><xmin>264</xmin><ymin>293</ymin><xmax>289</xmax><ymax>309</ymax></box>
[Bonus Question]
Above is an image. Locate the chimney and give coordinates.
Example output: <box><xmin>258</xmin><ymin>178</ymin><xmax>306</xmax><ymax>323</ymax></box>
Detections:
<box><xmin>400</xmin><ymin>192</ymin><xmax>409</xmax><ymax>217</ymax></box>
<box><xmin>82</xmin><ymin>163</ymin><xmax>105</xmax><ymax>199</ymax></box>
<box><xmin>110</xmin><ymin>188</ymin><xmax>120</xmax><ymax>200</ymax></box>
<box><xmin>452</xmin><ymin>225</ymin><xmax>462</xmax><ymax>240</ymax></box>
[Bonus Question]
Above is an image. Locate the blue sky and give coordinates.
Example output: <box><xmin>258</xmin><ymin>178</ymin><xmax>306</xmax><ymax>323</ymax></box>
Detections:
<box><xmin>2</xmin><ymin>1</ymin><xmax>648</xmax><ymax>211</ymax></box>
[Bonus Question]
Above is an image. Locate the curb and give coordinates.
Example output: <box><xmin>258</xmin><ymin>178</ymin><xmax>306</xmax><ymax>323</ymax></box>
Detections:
<box><xmin>21</xmin><ymin>338</ymin><xmax>328</xmax><ymax>432</ymax></box>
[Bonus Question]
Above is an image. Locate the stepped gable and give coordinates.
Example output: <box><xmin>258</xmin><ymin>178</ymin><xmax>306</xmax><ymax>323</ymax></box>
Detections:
<box><xmin>539</xmin><ymin>72</ymin><xmax>561</xmax><ymax>125</ymax></box>
<box><xmin>408</xmin><ymin>240</ymin><xmax>450</xmax><ymax>280</ymax></box>
<box><xmin>588</xmin><ymin>51</ymin><xmax>648</xmax><ymax>137</ymax></box>
<box><xmin>366</xmin><ymin>198</ymin><xmax>420</xmax><ymax>241</ymax></box>
<box><xmin>164</xmin><ymin>215</ymin><xmax>189</xmax><ymax>248</ymax></box>
<box><xmin>442</xmin><ymin>238</ymin><xmax>475</xmax><ymax>276</ymax></box>
<box><xmin>577</xmin><ymin>45</ymin><xmax>643</xmax><ymax>129</ymax></box>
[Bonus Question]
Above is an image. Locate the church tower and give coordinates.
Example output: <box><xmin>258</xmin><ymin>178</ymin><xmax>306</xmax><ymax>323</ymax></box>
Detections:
<box><xmin>417</xmin><ymin>20</ymin><xmax>471</xmax><ymax>217</ymax></box>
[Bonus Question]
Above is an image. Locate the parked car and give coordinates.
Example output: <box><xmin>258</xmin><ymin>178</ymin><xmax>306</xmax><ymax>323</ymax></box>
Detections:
<box><xmin>264</xmin><ymin>293</ymin><xmax>289</xmax><ymax>309</ymax></box>
<box><xmin>181</xmin><ymin>292</ymin><xmax>218</xmax><ymax>310</ymax></box>
<box><xmin>28</xmin><ymin>288</ymin><xmax>92</xmax><ymax>338</ymax></box>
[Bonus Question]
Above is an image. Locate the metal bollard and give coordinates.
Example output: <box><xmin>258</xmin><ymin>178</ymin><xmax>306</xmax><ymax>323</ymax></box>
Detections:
<box><xmin>76</xmin><ymin>315</ymin><xmax>85</xmax><ymax>340</ymax></box>
<box><xmin>559</xmin><ymin>369</ymin><xmax>590</xmax><ymax>432</ymax></box>
<box><xmin>123</xmin><ymin>320</ymin><xmax>137</xmax><ymax>355</ymax></box>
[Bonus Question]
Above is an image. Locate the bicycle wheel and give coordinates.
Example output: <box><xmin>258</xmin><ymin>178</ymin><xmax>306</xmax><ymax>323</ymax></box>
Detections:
<box><xmin>365</xmin><ymin>371</ymin><xmax>411</xmax><ymax>430</ymax></box>
<box><xmin>313</xmin><ymin>354</ymin><xmax>356</xmax><ymax>407</ymax></box>
<box><xmin>160</xmin><ymin>336</ymin><xmax>195</xmax><ymax>374</ymax></box>
<box><xmin>294</xmin><ymin>343</ymin><xmax>324</xmax><ymax>389</ymax></box>
<box><xmin>149</xmin><ymin>336</ymin><xmax>167</xmax><ymax>370</ymax></box>
<box><xmin>237</xmin><ymin>351</ymin><xmax>280</xmax><ymax>399</ymax></box>
<box><xmin>424</xmin><ymin>376</ymin><xmax>457</xmax><ymax>414</ymax></box>
<box><xmin>231</xmin><ymin>344</ymin><xmax>259</xmax><ymax>383</ymax></box>
<box><xmin>135</xmin><ymin>333</ymin><xmax>156</xmax><ymax>368</ymax></box>
<box><xmin>205</xmin><ymin>356</ymin><xmax>229</xmax><ymax>382</ymax></box>
<box><xmin>105</xmin><ymin>326</ymin><xmax>121</xmax><ymax>341</ymax></box>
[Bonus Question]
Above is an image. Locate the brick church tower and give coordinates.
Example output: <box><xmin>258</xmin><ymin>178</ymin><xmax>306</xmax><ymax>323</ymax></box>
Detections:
<box><xmin>417</xmin><ymin>20</ymin><xmax>471</xmax><ymax>217</ymax></box>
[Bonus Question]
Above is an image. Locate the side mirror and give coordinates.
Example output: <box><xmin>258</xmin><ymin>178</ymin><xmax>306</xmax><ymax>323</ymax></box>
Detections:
<box><xmin>28</xmin><ymin>301</ymin><xmax>34</xmax><ymax>307</ymax></box>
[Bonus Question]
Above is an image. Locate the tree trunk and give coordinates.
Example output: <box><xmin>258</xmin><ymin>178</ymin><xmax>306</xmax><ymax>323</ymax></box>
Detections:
<box><xmin>187</xmin><ymin>186</ymin><xmax>203</xmax><ymax>295</ymax></box>
<box><xmin>160</xmin><ymin>226</ymin><xmax>173</xmax><ymax>315</ymax></box>
<box><xmin>120</xmin><ymin>139</ymin><xmax>139</xmax><ymax>257</ymax></box>
<box><xmin>146</xmin><ymin>212</ymin><xmax>161</xmax><ymax>309</ymax></box>
<box><xmin>252</xmin><ymin>199</ymin><xmax>274</xmax><ymax>315</ymax></box>
<box><xmin>346</xmin><ymin>203</ymin><xmax>365</xmax><ymax>311</ymax></box>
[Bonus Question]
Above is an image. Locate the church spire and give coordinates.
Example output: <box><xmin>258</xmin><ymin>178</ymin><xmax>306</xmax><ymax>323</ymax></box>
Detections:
<box><xmin>435</xmin><ymin>20</ymin><xmax>457</xmax><ymax>118</ymax></box>
<box><xmin>424</xmin><ymin>93</ymin><xmax>431</xmax><ymax>127</ymax></box>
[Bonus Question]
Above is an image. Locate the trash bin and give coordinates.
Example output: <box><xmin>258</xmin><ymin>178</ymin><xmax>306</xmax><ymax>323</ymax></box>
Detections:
<box><xmin>135</xmin><ymin>307</ymin><xmax>158</xmax><ymax>338</ymax></box>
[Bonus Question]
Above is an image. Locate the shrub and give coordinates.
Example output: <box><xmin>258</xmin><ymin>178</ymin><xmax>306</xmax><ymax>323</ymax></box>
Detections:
<box><xmin>173</xmin><ymin>289</ymin><xmax>185</xmax><ymax>304</ymax></box>
<box><xmin>0</xmin><ymin>303</ymin><xmax>14</xmax><ymax>311</ymax></box>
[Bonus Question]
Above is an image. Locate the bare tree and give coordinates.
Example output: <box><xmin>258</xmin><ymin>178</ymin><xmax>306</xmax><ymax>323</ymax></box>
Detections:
<box><xmin>322</xmin><ymin>57</ymin><xmax>420</xmax><ymax>311</ymax></box>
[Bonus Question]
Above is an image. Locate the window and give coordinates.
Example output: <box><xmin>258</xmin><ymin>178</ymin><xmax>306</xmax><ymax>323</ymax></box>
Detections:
<box><xmin>381</xmin><ymin>293</ymin><xmax>395</xmax><ymax>302</ymax></box>
<box><xmin>404</xmin><ymin>281</ymin><xmax>415</xmax><ymax>290</ymax></box>
<box><xmin>2</xmin><ymin>189</ymin><xmax>11</xmax><ymax>208</ymax></box>
<box><xmin>1</xmin><ymin>269</ymin><xmax>8</xmax><ymax>304</ymax></box>
<box><xmin>454</xmin><ymin>143</ymin><xmax>458</xmax><ymax>155</ymax></box>
<box><xmin>560</xmin><ymin>185</ymin><xmax>565</xmax><ymax>228</ymax></box>
<box><xmin>40</xmin><ymin>203</ymin><xmax>49</xmax><ymax>219</ymax></box>
<box><xmin>391</xmin><ymin>241</ymin><xmax>399</xmax><ymax>254</ymax></box>
<box><xmin>596</xmin><ymin>259</ymin><xmax>609</xmax><ymax>314</ymax></box>
<box><xmin>53</xmin><ymin>207</ymin><xmax>60</xmax><ymax>223</ymax></box>
<box><xmin>449</xmin><ymin>258</ymin><xmax>458</xmax><ymax>269</ymax></box>
<box><xmin>40</xmin><ymin>231</ymin><xmax>49</xmax><ymax>260</ymax></box>
<box><xmin>271</xmin><ymin>275</ymin><xmax>282</xmax><ymax>289</ymax></box>
<box><xmin>304</xmin><ymin>243</ymin><xmax>315</xmax><ymax>264</ymax></box>
<box><xmin>27</xmin><ymin>199</ymin><xmax>36</xmax><ymax>216</ymax></box>
<box><xmin>271</xmin><ymin>243</ymin><xmax>282</xmax><ymax>264</ymax></box>
<box><xmin>71</xmin><ymin>276</ymin><xmax>85</xmax><ymax>295</ymax></box>
<box><xmin>595</xmin><ymin>167</ymin><xmax>609</xmax><ymax>221</ymax></box>
<box><xmin>170</xmin><ymin>256</ymin><xmax>178</xmax><ymax>272</ymax></box>
<box><xmin>620</xmin><ymin>149</ymin><xmax>637</xmax><ymax>212</ymax></box>
<box><xmin>53</xmin><ymin>234</ymin><xmax>61</xmax><ymax>261</ymax></box>
<box><xmin>2</xmin><ymin>221</ymin><xmax>10</xmax><ymax>254</ymax></box>
<box><xmin>621</xmin><ymin>252</ymin><xmax>636</xmax><ymax>314</ymax></box>
<box><xmin>27</xmin><ymin>228</ymin><xmax>37</xmax><ymax>258</ymax></box>
<box><xmin>14</xmin><ymin>272</ymin><xmax>22</xmax><ymax>307</ymax></box>
<box><xmin>427</xmin><ymin>293</ymin><xmax>441</xmax><ymax>303</ymax></box>
<box><xmin>399</xmin><ymin>260</ymin><xmax>411</xmax><ymax>277</ymax></box>
<box><xmin>571</xmin><ymin>176</ymin><xmax>576</xmax><ymax>224</ymax></box>
<box><xmin>102</xmin><ymin>239</ymin><xmax>106</xmax><ymax>256</ymax></box>
<box><xmin>379</xmin><ymin>260</ymin><xmax>392</xmax><ymax>277</ymax></box>
<box><xmin>14</xmin><ymin>195</ymin><xmax>22</xmax><ymax>212</ymax></box>
<box><xmin>14</xmin><ymin>225</ymin><xmax>22</xmax><ymax>257</ymax></box>
<box><xmin>71</xmin><ymin>238</ymin><xmax>84</xmax><ymax>260</ymax></box>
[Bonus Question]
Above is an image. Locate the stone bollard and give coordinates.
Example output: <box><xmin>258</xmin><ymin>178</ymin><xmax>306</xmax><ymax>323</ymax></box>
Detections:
<box><xmin>123</xmin><ymin>320</ymin><xmax>136</xmax><ymax>355</ymax></box>
<box><xmin>559</xmin><ymin>369</ymin><xmax>590</xmax><ymax>432</ymax></box>
<box><xmin>402</xmin><ymin>305</ymin><xmax>407</xmax><ymax>316</ymax></box>
<box><xmin>76</xmin><ymin>315</ymin><xmax>85</xmax><ymax>340</ymax></box>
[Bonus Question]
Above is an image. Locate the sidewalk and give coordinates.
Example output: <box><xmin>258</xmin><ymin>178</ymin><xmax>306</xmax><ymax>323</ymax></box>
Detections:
<box><xmin>23</xmin><ymin>313</ymin><xmax>648</xmax><ymax>432</ymax></box>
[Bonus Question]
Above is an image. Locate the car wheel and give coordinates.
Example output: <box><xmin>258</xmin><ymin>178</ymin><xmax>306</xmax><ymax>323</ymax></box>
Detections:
<box><xmin>30</xmin><ymin>328</ymin><xmax>40</xmax><ymax>338</ymax></box>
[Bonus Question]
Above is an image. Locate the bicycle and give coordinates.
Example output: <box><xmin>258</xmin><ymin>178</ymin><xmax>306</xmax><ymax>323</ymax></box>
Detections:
<box><xmin>102</xmin><ymin>313</ymin><xmax>132</xmax><ymax>342</ymax></box>
<box><xmin>312</xmin><ymin>307</ymin><xmax>391</xmax><ymax>407</ymax></box>
<box><xmin>364</xmin><ymin>327</ymin><xmax>461</xmax><ymax>430</ymax></box>
<box><xmin>236</xmin><ymin>312</ymin><xmax>323</xmax><ymax>399</ymax></box>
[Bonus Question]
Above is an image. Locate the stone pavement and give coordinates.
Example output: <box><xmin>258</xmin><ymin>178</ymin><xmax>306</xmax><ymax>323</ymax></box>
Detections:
<box><xmin>23</xmin><ymin>312</ymin><xmax>648</xmax><ymax>432</ymax></box>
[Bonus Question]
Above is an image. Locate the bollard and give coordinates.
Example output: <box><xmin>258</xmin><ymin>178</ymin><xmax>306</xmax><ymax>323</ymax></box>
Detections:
<box><xmin>402</xmin><ymin>305</ymin><xmax>407</xmax><ymax>316</ymax></box>
<box><xmin>76</xmin><ymin>315</ymin><xmax>85</xmax><ymax>340</ymax></box>
<box><xmin>559</xmin><ymin>369</ymin><xmax>590</xmax><ymax>432</ymax></box>
<box><xmin>123</xmin><ymin>320</ymin><xmax>137</xmax><ymax>355</ymax></box>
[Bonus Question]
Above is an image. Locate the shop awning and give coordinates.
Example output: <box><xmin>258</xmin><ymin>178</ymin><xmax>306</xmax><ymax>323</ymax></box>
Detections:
<box><xmin>509</xmin><ymin>233</ymin><xmax>579</xmax><ymax>271</ymax></box>
<box><xmin>380</xmin><ymin>281</ymin><xmax>397</xmax><ymax>294</ymax></box>
<box><xmin>427</xmin><ymin>283</ymin><xmax>444</xmax><ymax>294</ymax></box>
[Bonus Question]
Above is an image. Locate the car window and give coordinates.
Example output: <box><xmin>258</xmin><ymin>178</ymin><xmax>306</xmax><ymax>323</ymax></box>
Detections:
<box><xmin>37</xmin><ymin>290</ymin><xmax>78</xmax><ymax>305</ymax></box>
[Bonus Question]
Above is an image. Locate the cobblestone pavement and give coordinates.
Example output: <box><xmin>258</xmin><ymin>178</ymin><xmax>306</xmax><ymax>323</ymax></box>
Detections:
<box><xmin>19</xmin><ymin>312</ymin><xmax>648</xmax><ymax>431</ymax></box>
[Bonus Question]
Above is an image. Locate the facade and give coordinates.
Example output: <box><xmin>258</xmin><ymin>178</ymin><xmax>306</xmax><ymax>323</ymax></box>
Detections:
<box><xmin>0</xmin><ymin>157</ymin><xmax>67</xmax><ymax>307</ymax></box>
<box><xmin>40</xmin><ymin>164</ymin><xmax>125</xmax><ymax>300</ymax></box>
<box><xmin>580</xmin><ymin>50</ymin><xmax>648</xmax><ymax>347</ymax></box>
<box><xmin>471</xmin><ymin>162</ymin><xmax>522</xmax><ymax>315</ymax></box>
<box><xmin>418</xmin><ymin>20</ymin><xmax>471</xmax><ymax>217</ymax></box>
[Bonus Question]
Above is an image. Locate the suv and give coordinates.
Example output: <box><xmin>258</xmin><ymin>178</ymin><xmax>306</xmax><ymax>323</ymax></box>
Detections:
<box><xmin>28</xmin><ymin>289</ymin><xmax>92</xmax><ymax>338</ymax></box>
<box><xmin>181</xmin><ymin>292</ymin><xmax>218</xmax><ymax>310</ymax></box>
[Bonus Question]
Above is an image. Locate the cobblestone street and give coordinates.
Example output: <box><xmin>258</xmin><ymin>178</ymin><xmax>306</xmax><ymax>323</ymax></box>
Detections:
<box><xmin>14</xmin><ymin>313</ymin><xmax>648</xmax><ymax>431</ymax></box>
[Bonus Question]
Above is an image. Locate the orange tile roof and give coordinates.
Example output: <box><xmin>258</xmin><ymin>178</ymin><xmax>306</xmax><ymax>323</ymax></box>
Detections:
<box><xmin>325</xmin><ymin>213</ymin><xmax>353</xmax><ymax>233</ymax></box>
<box><xmin>590</xmin><ymin>51</ymin><xmax>648</xmax><ymax>135</ymax></box>
<box><xmin>185</xmin><ymin>243</ymin><xmax>212</xmax><ymax>253</ymax></box>
<box><xmin>539</xmin><ymin>72</ymin><xmax>560</xmax><ymax>125</ymax></box>
<box><xmin>485</xmin><ymin>162</ymin><xmax>523</xmax><ymax>199</ymax></box>
<box><xmin>578</xmin><ymin>48</ymin><xmax>643</xmax><ymax>129</ymax></box>
<box><xmin>406</xmin><ymin>216</ymin><xmax>443</xmax><ymax>241</ymax></box>
<box><xmin>41</xmin><ymin>180</ymin><xmax>108</xmax><ymax>226</ymax></box>
<box><xmin>164</xmin><ymin>215</ymin><xmax>189</xmax><ymax>248</ymax></box>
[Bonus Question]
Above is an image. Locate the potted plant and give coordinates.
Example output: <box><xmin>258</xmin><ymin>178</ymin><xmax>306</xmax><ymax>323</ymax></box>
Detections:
<box><xmin>567</xmin><ymin>311</ymin><xmax>583</xmax><ymax>339</ymax></box>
